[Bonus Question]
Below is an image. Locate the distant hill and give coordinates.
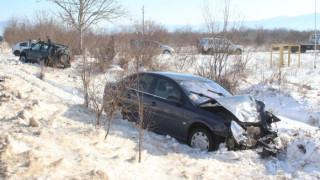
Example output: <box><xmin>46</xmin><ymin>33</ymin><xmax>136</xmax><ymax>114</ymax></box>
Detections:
<box><xmin>243</xmin><ymin>13</ymin><xmax>319</xmax><ymax>31</ymax></box>
<box><xmin>165</xmin><ymin>13</ymin><xmax>320</xmax><ymax>32</ymax></box>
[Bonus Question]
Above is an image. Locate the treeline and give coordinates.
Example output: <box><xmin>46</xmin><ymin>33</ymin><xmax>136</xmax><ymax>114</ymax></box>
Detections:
<box><xmin>3</xmin><ymin>13</ymin><xmax>313</xmax><ymax>55</ymax></box>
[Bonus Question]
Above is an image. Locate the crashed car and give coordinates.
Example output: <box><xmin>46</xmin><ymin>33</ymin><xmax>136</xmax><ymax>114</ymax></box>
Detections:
<box><xmin>19</xmin><ymin>41</ymin><xmax>71</xmax><ymax>68</ymax></box>
<box><xmin>104</xmin><ymin>72</ymin><xmax>280</xmax><ymax>155</ymax></box>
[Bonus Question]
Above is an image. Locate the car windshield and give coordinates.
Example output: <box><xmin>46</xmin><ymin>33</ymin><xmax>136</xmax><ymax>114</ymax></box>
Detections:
<box><xmin>199</xmin><ymin>39</ymin><xmax>209</xmax><ymax>45</ymax></box>
<box><xmin>179</xmin><ymin>79</ymin><xmax>232</xmax><ymax>104</ymax></box>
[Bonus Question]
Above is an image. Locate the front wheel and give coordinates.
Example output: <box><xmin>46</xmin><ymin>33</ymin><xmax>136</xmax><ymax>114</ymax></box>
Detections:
<box><xmin>235</xmin><ymin>49</ymin><xmax>242</xmax><ymax>55</ymax></box>
<box><xmin>14</xmin><ymin>50</ymin><xmax>20</xmax><ymax>56</ymax></box>
<box><xmin>163</xmin><ymin>50</ymin><xmax>170</xmax><ymax>54</ymax></box>
<box><xmin>20</xmin><ymin>55</ymin><xmax>27</xmax><ymax>62</ymax></box>
<box><xmin>188</xmin><ymin>127</ymin><xmax>216</xmax><ymax>151</ymax></box>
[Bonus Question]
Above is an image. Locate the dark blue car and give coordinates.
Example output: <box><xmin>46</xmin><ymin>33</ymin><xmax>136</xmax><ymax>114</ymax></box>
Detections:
<box><xmin>104</xmin><ymin>72</ymin><xmax>280</xmax><ymax>154</ymax></box>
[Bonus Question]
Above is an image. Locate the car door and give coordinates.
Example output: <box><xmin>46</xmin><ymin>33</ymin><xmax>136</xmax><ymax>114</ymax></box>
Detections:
<box><xmin>149</xmin><ymin>76</ymin><xmax>187</xmax><ymax>139</ymax></box>
<box><xmin>39</xmin><ymin>43</ymin><xmax>50</xmax><ymax>59</ymax></box>
<box><xmin>120</xmin><ymin>74</ymin><xmax>156</xmax><ymax>125</ymax></box>
<box><xmin>28</xmin><ymin>43</ymin><xmax>42</xmax><ymax>62</ymax></box>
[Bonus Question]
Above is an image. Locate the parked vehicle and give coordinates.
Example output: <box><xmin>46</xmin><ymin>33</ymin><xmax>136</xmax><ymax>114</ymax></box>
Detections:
<box><xmin>131</xmin><ymin>40</ymin><xmax>174</xmax><ymax>54</ymax></box>
<box><xmin>12</xmin><ymin>39</ymin><xmax>37</xmax><ymax>56</ymax></box>
<box><xmin>198</xmin><ymin>37</ymin><xmax>243</xmax><ymax>55</ymax></box>
<box><xmin>104</xmin><ymin>72</ymin><xmax>280</xmax><ymax>156</ymax></box>
<box><xmin>291</xmin><ymin>33</ymin><xmax>320</xmax><ymax>53</ymax></box>
<box><xmin>19</xmin><ymin>41</ymin><xmax>71</xmax><ymax>68</ymax></box>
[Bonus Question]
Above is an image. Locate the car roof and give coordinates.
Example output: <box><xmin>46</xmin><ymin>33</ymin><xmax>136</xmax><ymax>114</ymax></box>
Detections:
<box><xmin>143</xmin><ymin>72</ymin><xmax>209</xmax><ymax>81</ymax></box>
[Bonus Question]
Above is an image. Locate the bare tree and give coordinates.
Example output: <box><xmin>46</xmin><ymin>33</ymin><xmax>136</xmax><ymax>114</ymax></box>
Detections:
<box><xmin>103</xmin><ymin>72</ymin><xmax>126</xmax><ymax>139</ymax></box>
<box><xmin>76</xmin><ymin>51</ymin><xmax>91</xmax><ymax>108</ymax></box>
<box><xmin>199</xmin><ymin>0</ymin><xmax>246</xmax><ymax>93</ymax></box>
<box><xmin>46</xmin><ymin>0</ymin><xmax>124</xmax><ymax>53</ymax></box>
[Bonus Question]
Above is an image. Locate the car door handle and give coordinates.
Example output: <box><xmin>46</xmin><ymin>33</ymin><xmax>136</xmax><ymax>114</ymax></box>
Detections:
<box><xmin>126</xmin><ymin>94</ymin><xmax>131</xmax><ymax>98</ymax></box>
<box><xmin>151</xmin><ymin>102</ymin><xmax>157</xmax><ymax>106</ymax></box>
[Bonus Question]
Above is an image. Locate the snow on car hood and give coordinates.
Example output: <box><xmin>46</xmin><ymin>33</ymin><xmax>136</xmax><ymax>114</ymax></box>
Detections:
<box><xmin>215</xmin><ymin>95</ymin><xmax>265</xmax><ymax>123</ymax></box>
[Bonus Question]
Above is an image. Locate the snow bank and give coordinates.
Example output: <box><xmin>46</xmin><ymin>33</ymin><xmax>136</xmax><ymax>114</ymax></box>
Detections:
<box><xmin>1</xmin><ymin>49</ymin><xmax>320</xmax><ymax>179</ymax></box>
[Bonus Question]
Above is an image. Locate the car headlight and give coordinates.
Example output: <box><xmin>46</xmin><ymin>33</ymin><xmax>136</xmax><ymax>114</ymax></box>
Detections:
<box><xmin>230</xmin><ymin>121</ymin><xmax>247</xmax><ymax>144</ymax></box>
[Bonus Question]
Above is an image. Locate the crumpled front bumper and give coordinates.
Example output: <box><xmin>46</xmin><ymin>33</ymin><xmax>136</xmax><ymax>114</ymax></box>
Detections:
<box><xmin>229</xmin><ymin>112</ymin><xmax>281</xmax><ymax>158</ymax></box>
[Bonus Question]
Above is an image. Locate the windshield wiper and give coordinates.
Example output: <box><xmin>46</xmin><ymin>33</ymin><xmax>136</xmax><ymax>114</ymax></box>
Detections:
<box><xmin>207</xmin><ymin>89</ymin><xmax>224</xmax><ymax>97</ymax></box>
<box><xmin>190</xmin><ymin>91</ymin><xmax>217</xmax><ymax>107</ymax></box>
<box><xmin>190</xmin><ymin>91</ymin><xmax>212</xmax><ymax>100</ymax></box>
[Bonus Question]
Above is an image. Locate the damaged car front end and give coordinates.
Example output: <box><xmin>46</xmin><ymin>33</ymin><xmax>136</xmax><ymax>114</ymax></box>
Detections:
<box><xmin>199</xmin><ymin>95</ymin><xmax>281</xmax><ymax>157</ymax></box>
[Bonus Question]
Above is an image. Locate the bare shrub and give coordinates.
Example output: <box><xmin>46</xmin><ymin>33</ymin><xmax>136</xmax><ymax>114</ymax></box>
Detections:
<box><xmin>86</xmin><ymin>34</ymin><xmax>115</xmax><ymax>73</ymax></box>
<box><xmin>38</xmin><ymin>63</ymin><xmax>45</xmax><ymax>80</ymax></box>
<box><xmin>103</xmin><ymin>72</ymin><xmax>126</xmax><ymax>139</ymax></box>
<box><xmin>221</xmin><ymin>54</ymin><xmax>250</xmax><ymax>94</ymax></box>
<box><xmin>170</xmin><ymin>26</ymin><xmax>199</xmax><ymax>54</ymax></box>
<box><xmin>88</xmin><ymin>78</ymin><xmax>106</xmax><ymax>126</ymax></box>
<box><xmin>266</xmin><ymin>68</ymin><xmax>288</xmax><ymax>86</ymax></box>
<box><xmin>76</xmin><ymin>51</ymin><xmax>91</xmax><ymax>108</ymax></box>
<box><xmin>170</xmin><ymin>54</ymin><xmax>196</xmax><ymax>73</ymax></box>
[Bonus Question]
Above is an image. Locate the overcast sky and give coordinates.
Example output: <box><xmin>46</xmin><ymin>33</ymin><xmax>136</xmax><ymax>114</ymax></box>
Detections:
<box><xmin>0</xmin><ymin>0</ymin><xmax>318</xmax><ymax>26</ymax></box>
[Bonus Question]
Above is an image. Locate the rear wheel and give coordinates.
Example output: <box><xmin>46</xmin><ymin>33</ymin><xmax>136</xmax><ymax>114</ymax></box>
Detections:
<box><xmin>60</xmin><ymin>54</ymin><xmax>69</xmax><ymax>64</ymax></box>
<box><xmin>188</xmin><ymin>127</ymin><xmax>216</xmax><ymax>151</ymax></box>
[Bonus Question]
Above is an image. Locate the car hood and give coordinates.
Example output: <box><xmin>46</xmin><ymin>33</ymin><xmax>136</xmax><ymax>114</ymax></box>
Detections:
<box><xmin>214</xmin><ymin>95</ymin><xmax>265</xmax><ymax>123</ymax></box>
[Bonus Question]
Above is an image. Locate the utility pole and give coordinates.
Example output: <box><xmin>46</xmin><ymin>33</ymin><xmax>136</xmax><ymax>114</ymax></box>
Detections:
<box><xmin>142</xmin><ymin>6</ymin><xmax>145</xmax><ymax>37</ymax></box>
<box><xmin>315</xmin><ymin>0</ymin><xmax>317</xmax><ymax>68</ymax></box>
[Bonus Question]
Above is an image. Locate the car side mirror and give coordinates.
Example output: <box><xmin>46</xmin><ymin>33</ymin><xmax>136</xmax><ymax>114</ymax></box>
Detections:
<box><xmin>167</xmin><ymin>96</ymin><xmax>181</xmax><ymax>104</ymax></box>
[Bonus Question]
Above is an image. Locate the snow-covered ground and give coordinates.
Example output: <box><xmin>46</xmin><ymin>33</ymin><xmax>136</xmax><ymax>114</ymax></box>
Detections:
<box><xmin>0</xmin><ymin>42</ymin><xmax>320</xmax><ymax>179</ymax></box>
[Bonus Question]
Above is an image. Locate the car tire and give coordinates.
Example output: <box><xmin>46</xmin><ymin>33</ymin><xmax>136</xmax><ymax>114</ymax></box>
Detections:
<box><xmin>20</xmin><ymin>55</ymin><xmax>27</xmax><ymax>62</ymax></box>
<box><xmin>121</xmin><ymin>109</ymin><xmax>135</xmax><ymax>122</ymax></box>
<box><xmin>188</xmin><ymin>127</ymin><xmax>216</xmax><ymax>151</ymax></box>
<box><xmin>60</xmin><ymin>54</ymin><xmax>69</xmax><ymax>64</ymax></box>
<box><xmin>14</xmin><ymin>50</ymin><xmax>20</xmax><ymax>56</ymax></box>
<box><xmin>163</xmin><ymin>50</ymin><xmax>170</xmax><ymax>54</ymax></box>
<box><xmin>235</xmin><ymin>49</ymin><xmax>242</xmax><ymax>55</ymax></box>
<box><xmin>207</xmin><ymin>48</ymin><xmax>214</xmax><ymax>55</ymax></box>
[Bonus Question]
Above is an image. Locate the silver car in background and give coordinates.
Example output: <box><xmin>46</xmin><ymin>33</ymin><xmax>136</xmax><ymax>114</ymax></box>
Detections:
<box><xmin>198</xmin><ymin>37</ymin><xmax>243</xmax><ymax>55</ymax></box>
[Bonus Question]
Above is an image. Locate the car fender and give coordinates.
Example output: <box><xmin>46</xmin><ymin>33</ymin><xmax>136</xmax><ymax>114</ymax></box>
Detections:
<box><xmin>186</xmin><ymin>115</ymin><xmax>230</xmax><ymax>138</ymax></box>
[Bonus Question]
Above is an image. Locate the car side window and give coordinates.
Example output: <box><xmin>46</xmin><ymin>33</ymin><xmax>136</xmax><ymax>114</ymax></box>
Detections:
<box><xmin>41</xmin><ymin>44</ymin><xmax>49</xmax><ymax>52</ymax></box>
<box><xmin>130</xmin><ymin>74</ymin><xmax>154</xmax><ymax>94</ymax></box>
<box><xmin>154</xmin><ymin>78</ymin><xmax>180</xmax><ymax>100</ymax></box>
<box><xmin>32</xmin><ymin>43</ymin><xmax>42</xmax><ymax>51</ymax></box>
<box><xmin>20</xmin><ymin>42</ymin><xmax>27</xmax><ymax>47</ymax></box>
<box><xmin>47</xmin><ymin>45</ymin><xmax>53</xmax><ymax>53</ymax></box>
